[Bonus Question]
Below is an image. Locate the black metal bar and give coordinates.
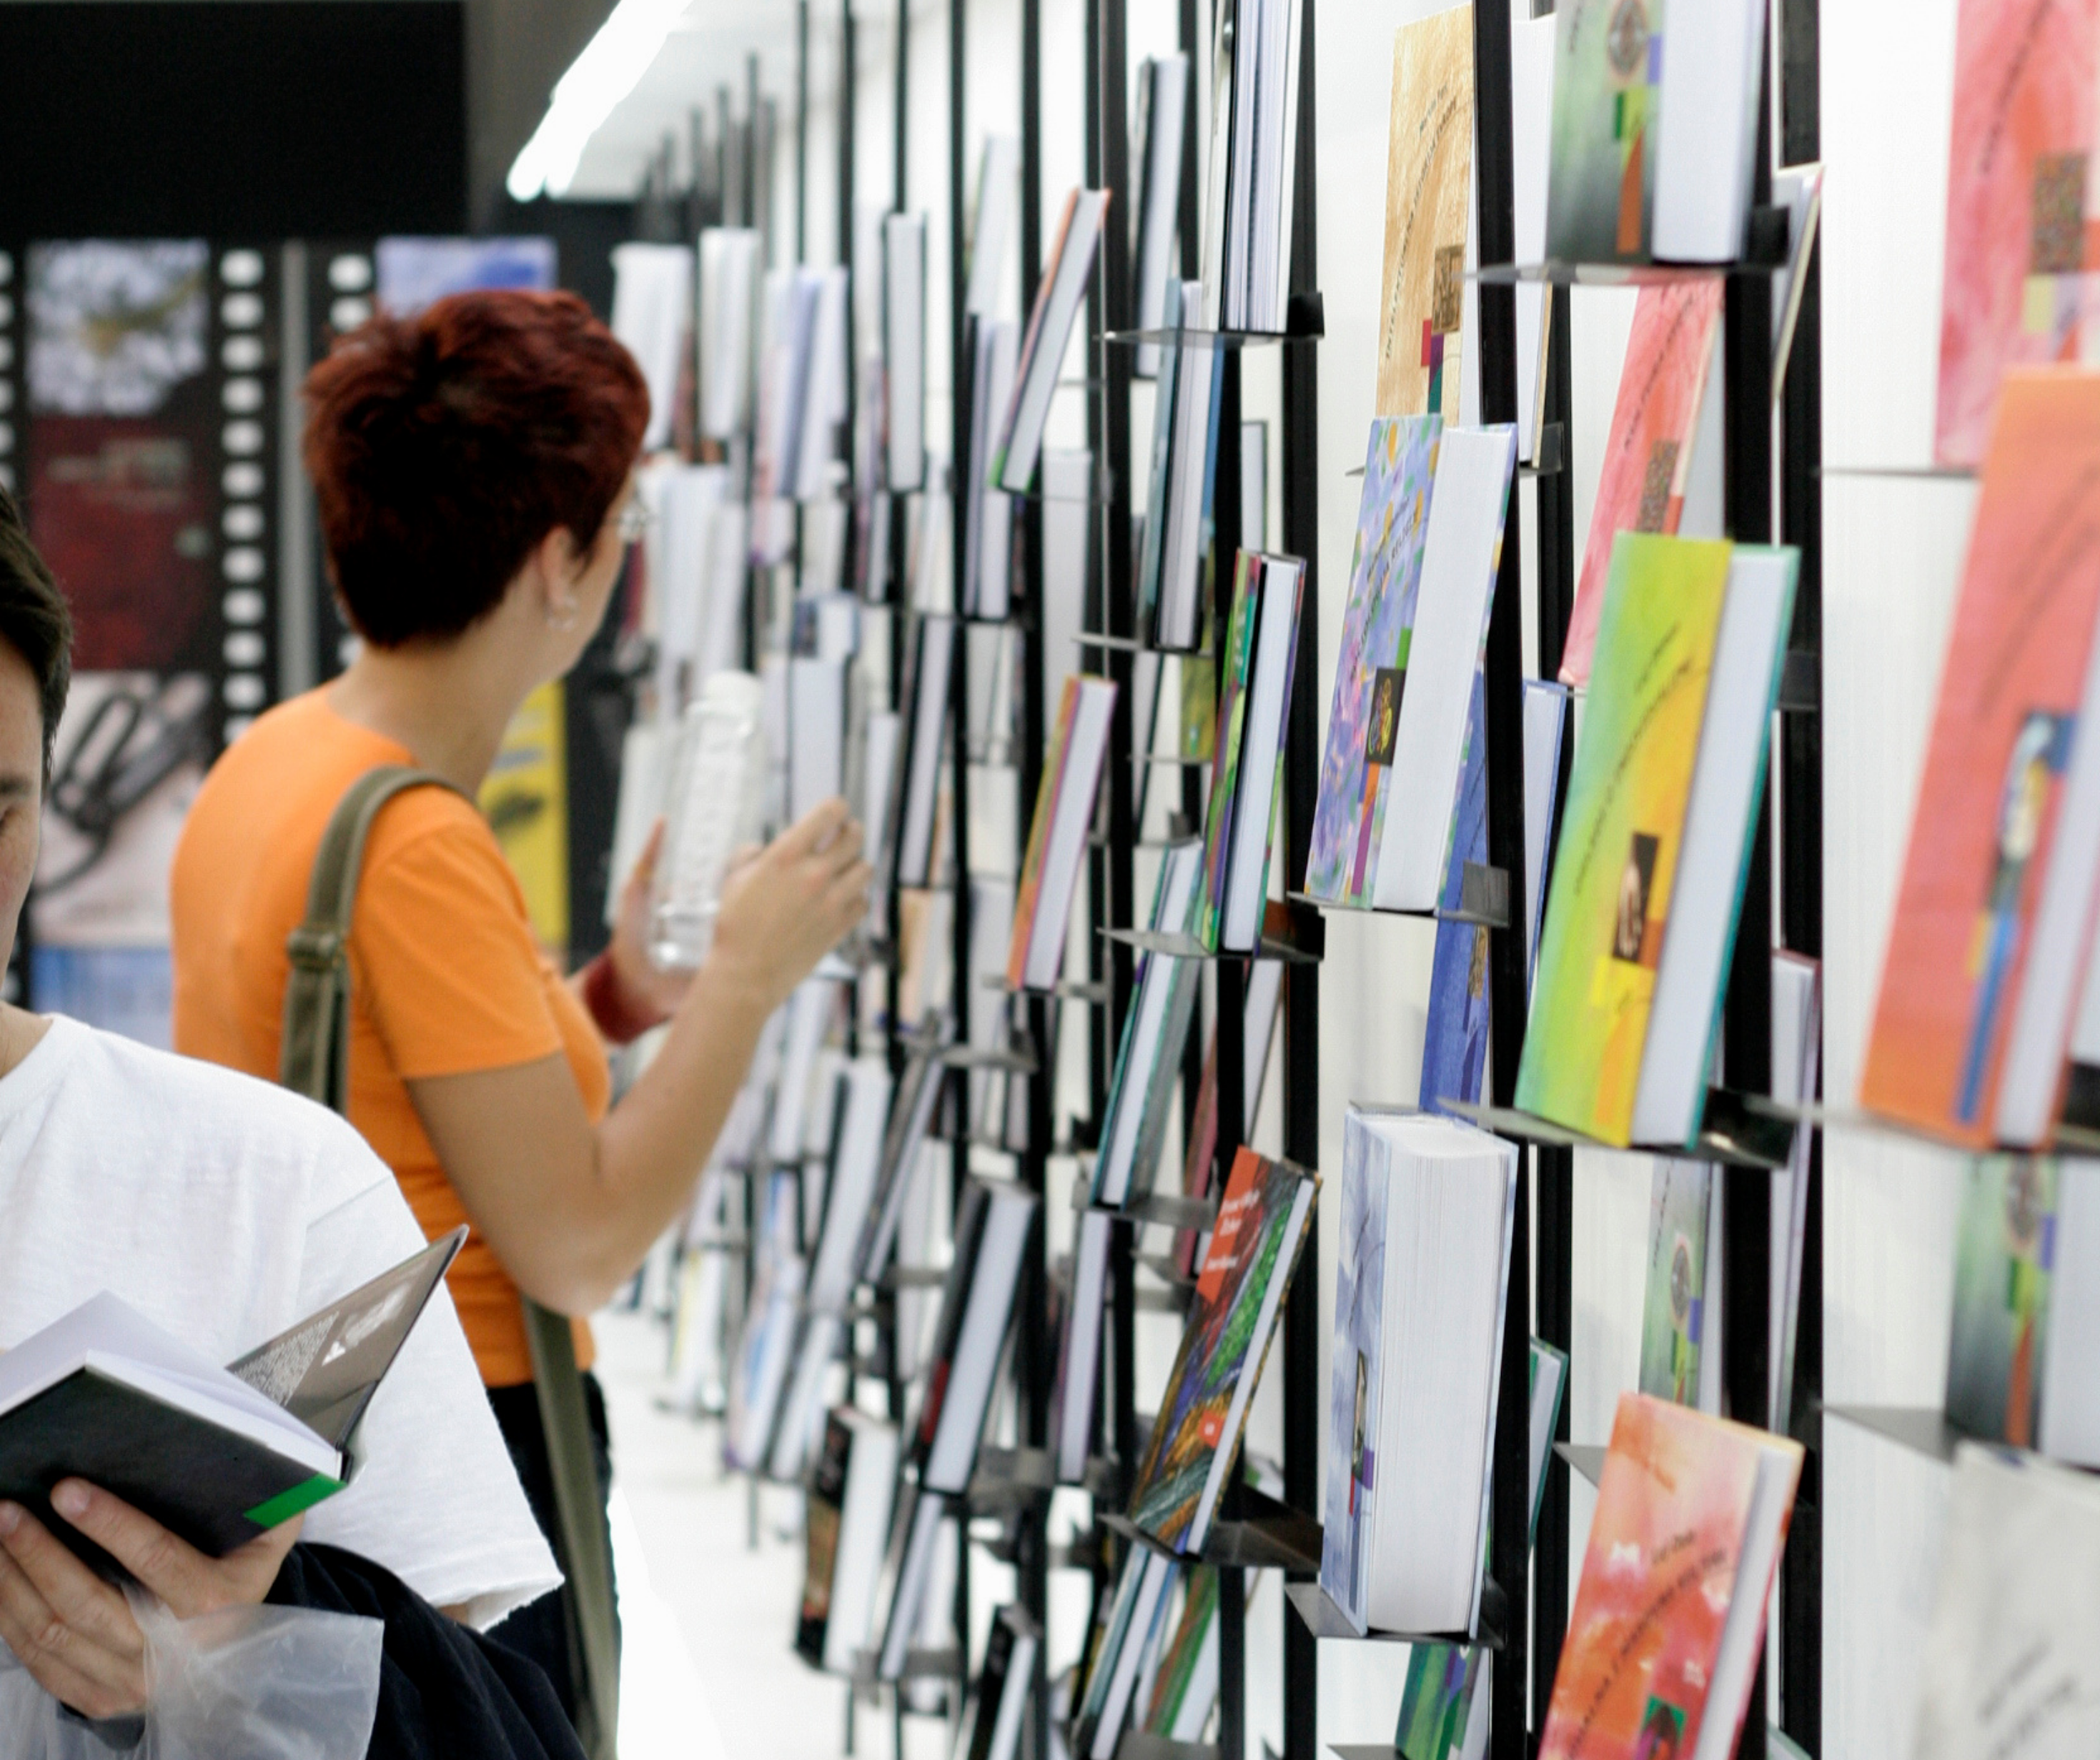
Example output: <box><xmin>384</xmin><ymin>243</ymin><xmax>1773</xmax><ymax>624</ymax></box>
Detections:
<box><xmin>797</xmin><ymin>0</ymin><xmax>811</xmax><ymax>261</ymax></box>
<box><xmin>1279</xmin><ymin>5</ymin><xmax>1319</xmax><ymax>1760</ymax></box>
<box><xmin>894</xmin><ymin>0</ymin><xmax>909</xmax><ymax>212</ymax></box>
<box><xmin>1470</xmin><ymin>0</ymin><xmax>1532</xmax><ymax>1755</ymax></box>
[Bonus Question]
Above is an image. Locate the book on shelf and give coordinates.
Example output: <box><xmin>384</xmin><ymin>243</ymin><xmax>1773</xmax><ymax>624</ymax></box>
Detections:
<box><xmin>788</xmin><ymin>653</ymin><xmax>846</xmax><ymax>825</ymax></box>
<box><xmin>1129</xmin><ymin>1146</ymin><xmax>1319</xmax><ymax>1553</ymax></box>
<box><xmin>876</xmin><ymin>1481</ymin><xmax>952</xmax><ymax>1680</ymax></box>
<box><xmin>994</xmin><ymin>187</ymin><xmax>1110</xmax><ymax>492</ymax></box>
<box><xmin>1131</xmin><ymin>53</ymin><xmax>1192</xmax><ymax>379</ymax></box>
<box><xmin>0</xmin><ymin>1230</ymin><xmax>460</xmax><ymax>1561</ymax></box>
<box><xmin>1517</xmin><ymin>533</ymin><xmax>1797</xmax><ymax>1148</ymax></box>
<box><xmin>1637</xmin><ymin>1160</ymin><xmax>1723</xmax><ymax>1411</ymax></box>
<box><xmin>1560</xmin><ymin>280</ymin><xmax>1723</xmax><ymax>686</ymax></box>
<box><xmin>962</xmin><ymin>316</ymin><xmax>1021</xmax><ymax>620</ymax></box>
<box><xmin>1538</xmin><ymin>1393</ymin><xmax>1803</xmax><ymax>1760</ymax></box>
<box><xmin>1767</xmin><ymin>951</ymin><xmax>1819</xmax><ymax>1434</ymax></box>
<box><xmin>1545</xmin><ymin>0</ymin><xmax>1769</xmax><ymax>264</ymax></box>
<box><xmin>1199</xmin><ymin>550</ymin><xmax>1307</xmax><ymax>952</ymax></box>
<box><xmin>751</xmin><ymin>267</ymin><xmax>823</xmax><ymax>556</ymax></box>
<box><xmin>906</xmin><ymin>464</ymin><xmax>954</xmax><ymax>610</ymax></box>
<box><xmin>907</xmin><ymin>1178</ymin><xmax>1039</xmax><ymax>1493</ymax></box>
<box><xmin>1319</xmin><ymin>1108</ymin><xmax>1517</xmax><ymax>1638</ymax></box>
<box><xmin>725</xmin><ymin>1178</ymin><xmax>805</xmax><ymax>1471</ymax></box>
<box><xmin>1522</xmin><ymin>677</ymin><xmax>1570</xmax><ymax>973</ymax></box>
<box><xmin>610</xmin><ymin>242</ymin><xmax>693</xmax><ymax>452</ymax></box>
<box><xmin>796</xmin><ymin>1406</ymin><xmax>900</xmax><ymax>1674</ymax></box>
<box><xmin>768</xmin><ymin>976</ymin><xmax>841</xmax><ymax>1167</ymax></box>
<box><xmin>1915</xmin><ymin>1443</ymin><xmax>2100</xmax><ymax>1759</ymax></box>
<box><xmin>1946</xmin><ymin>1157</ymin><xmax>2100</xmax><ymax>1465</ymax></box>
<box><xmin>1862</xmin><ymin>371</ymin><xmax>2100</xmax><ymax>1148</ymax></box>
<box><xmin>1391</xmin><ymin>1337</ymin><xmax>1566</xmax><ymax>1760</ymax></box>
<box><xmin>1007</xmin><ymin>674</ymin><xmax>1119</xmax><ymax>990</ymax></box>
<box><xmin>1129</xmin><ymin>645</ymin><xmax>1166</xmax><ymax>832</ymax></box>
<box><xmin>1305</xmin><ymin>414</ymin><xmax>1442</xmax><ymax>905</ymax></box>
<box><xmin>964</xmin><ymin>874</ymin><xmax>1018</xmax><ymax>1130</ymax></box>
<box><xmin>1052</xmin><ymin>1208</ymin><xmax>1114</xmax><ymax>1483</ymax></box>
<box><xmin>966</xmin><ymin>135</ymin><xmax>1019</xmax><ymax>318</ymax></box>
<box><xmin>959</xmin><ymin>1606</ymin><xmax>1039</xmax><ymax>1760</ymax></box>
<box><xmin>1142</xmin><ymin>279</ymin><xmax>1227</xmax><ymax>652</ymax></box>
<box><xmin>647</xmin><ymin>462</ymin><xmax>738</xmax><ymax>710</ymax></box>
<box><xmin>1419</xmin><ymin>673</ymin><xmax>1490</xmax><ymax>1117</ymax></box>
<box><xmin>1175</xmin><ymin>959</ymin><xmax>1285</xmax><ymax>1276</ymax></box>
<box><xmin>893</xmin><ymin>613</ymin><xmax>959</xmax><ymax>890</ymax></box>
<box><xmin>1141</xmin><ymin>1565</ymin><xmax>1219</xmax><ymax>1741</ymax></box>
<box><xmin>883</xmin><ymin>212</ymin><xmax>928</xmax><ymax>492</ymax></box>
<box><xmin>1199</xmin><ymin>0</ymin><xmax>1302</xmax><ymax>329</ymax></box>
<box><xmin>1076</xmin><ymin>1548</ymin><xmax>1179</xmax><ymax>1759</ymax></box>
<box><xmin>1371</xmin><ymin>424</ymin><xmax>1520</xmax><ymax>913</ymax></box>
<box><xmin>793</xmin><ymin>265</ymin><xmax>851</xmax><ymax>501</ymax></box>
<box><xmin>1091</xmin><ymin>840</ymin><xmax>1208</xmax><ymax>1207</ymax></box>
<box><xmin>853</xmin><ymin>1028</ymin><xmax>950</xmax><ymax>1283</ymax></box>
<box><xmin>1935</xmin><ymin>0</ymin><xmax>2100</xmax><ymax>468</ymax></box>
<box><xmin>1375</xmin><ymin>5</ymin><xmax>1473</xmax><ymax>421</ymax></box>
<box><xmin>698</xmin><ymin>227</ymin><xmax>760</xmax><ymax>442</ymax></box>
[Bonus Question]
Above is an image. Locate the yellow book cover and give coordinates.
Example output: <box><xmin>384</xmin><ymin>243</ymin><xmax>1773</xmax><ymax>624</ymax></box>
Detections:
<box><xmin>1515</xmin><ymin>533</ymin><xmax>1729</xmax><ymax>1144</ymax></box>
<box><xmin>1375</xmin><ymin>6</ymin><xmax>1475</xmax><ymax>420</ymax></box>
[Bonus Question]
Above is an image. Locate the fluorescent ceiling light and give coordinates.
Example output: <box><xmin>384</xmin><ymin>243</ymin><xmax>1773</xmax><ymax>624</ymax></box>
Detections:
<box><xmin>507</xmin><ymin>0</ymin><xmax>690</xmax><ymax>202</ymax></box>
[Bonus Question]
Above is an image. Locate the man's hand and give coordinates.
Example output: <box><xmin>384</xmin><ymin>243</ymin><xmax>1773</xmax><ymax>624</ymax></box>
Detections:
<box><xmin>0</xmin><ymin>1481</ymin><xmax>301</xmax><ymax>1719</ymax></box>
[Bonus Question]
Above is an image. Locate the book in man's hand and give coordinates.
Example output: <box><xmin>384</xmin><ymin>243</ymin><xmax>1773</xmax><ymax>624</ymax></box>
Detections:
<box><xmin>0</xmin><ymin>1228</ymin><xmax>465</xmax><ymax>1563</ymax></box>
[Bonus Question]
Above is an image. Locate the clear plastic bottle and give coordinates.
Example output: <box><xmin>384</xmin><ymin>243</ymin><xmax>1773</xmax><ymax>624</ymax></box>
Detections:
<box><xmin>650</xmin><ymin>670</ymin><xmax>768</xmax><ymax>970</ymax></box>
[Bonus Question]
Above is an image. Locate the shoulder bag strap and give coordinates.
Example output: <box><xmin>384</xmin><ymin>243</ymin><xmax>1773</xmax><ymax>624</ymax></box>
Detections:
<box><xmin>283</xmin><ymin>763</ymin><xmax>621</xmax><ymax>1760</ymax></box>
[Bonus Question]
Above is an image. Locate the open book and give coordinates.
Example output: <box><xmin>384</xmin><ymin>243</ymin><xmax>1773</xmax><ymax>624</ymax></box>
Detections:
<box><xmin>0</xmin><ymin>1228</ymin><xmax>465</xmax><ymax>1562</ymax></box>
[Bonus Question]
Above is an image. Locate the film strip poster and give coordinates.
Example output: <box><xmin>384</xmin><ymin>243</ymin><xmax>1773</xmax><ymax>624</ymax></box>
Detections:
<box><xmin>21</xmin><ymin>241</ymin><xmax>279</xmax><ymax>1041</ymax></box>
<box><xmin>305</xmin><ymin>239</ymin><xmax>576</xmax><ymax>956</ymax></box>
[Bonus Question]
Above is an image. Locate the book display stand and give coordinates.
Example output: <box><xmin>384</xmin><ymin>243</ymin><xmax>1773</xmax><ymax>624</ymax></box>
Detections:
<box><xmin>676</xmin><ymin>0</ymin><xmax>1829</xmax><ymax>1754</ymax></box>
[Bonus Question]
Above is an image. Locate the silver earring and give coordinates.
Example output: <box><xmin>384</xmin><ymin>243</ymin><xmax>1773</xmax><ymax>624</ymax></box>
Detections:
<box><xmin>548</xmin><ymin>600</ymin><xmax>580</xmax><ymax>632</ymax></box>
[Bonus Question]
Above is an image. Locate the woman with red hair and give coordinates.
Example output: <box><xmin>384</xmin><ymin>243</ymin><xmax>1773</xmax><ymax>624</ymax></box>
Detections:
<box><xmin>168</xmin><ymin>289</ymin><xmax>868</xmax><ymax>1725</ymax></box>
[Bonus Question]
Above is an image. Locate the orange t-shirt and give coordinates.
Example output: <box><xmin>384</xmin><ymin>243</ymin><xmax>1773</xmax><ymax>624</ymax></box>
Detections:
<box><xmin>169</xmin><ymin>689</ymin><xmax>607</xmax><ymax>1387</ymax></box>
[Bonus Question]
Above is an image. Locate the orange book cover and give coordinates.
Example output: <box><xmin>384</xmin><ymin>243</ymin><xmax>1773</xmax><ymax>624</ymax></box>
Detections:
<box><xmin>1860</xmin><ymin>369</ymin><xmax>2100</xmax><ymax>1143</ymax></box>
<box><xmin>1540</xmin><ymin>1396</ymin><xmax>1794</xmax><ymax>1760</ymax></box>
<box><xmin>1559</xmin><ymin>282</ymin><xmax>1723</xmax><ymax>687</ymax></box>
<box><xmin>1006</xmin><ymin>675</ymin><xmax>1080</xmax><ymax>986</ymax></box>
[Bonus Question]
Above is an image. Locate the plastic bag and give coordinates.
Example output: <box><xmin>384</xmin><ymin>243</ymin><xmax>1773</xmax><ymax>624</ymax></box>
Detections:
<box><xmin>0</xmin><ymin>1590</ymin><xmax>382</xmax><ymax>1759</ymax></box>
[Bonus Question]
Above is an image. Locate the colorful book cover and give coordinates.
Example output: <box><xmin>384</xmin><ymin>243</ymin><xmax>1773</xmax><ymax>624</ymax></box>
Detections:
<box><xmin>1180</xmin><ymin>617</ymin><xmax>1218</xmax><ymax>762</ymax></box>
<box><xmin>1143</xmin><ymin>1567</ymin><xmax>1219</xmax><ymax>1734</ymax></box>
<box><xmin>1861</xmin><ymin>371</ymin><xmax>2100</xmax><ymax>1143</ymax></box>
<box><xmin>1560</xmin><ymin>280</ymin><xmax>1723</xmax><ymax>685</ymax></box>
<box><xmin>1636</xmin><ymin>1161</ymin><xmax>1713</xmax><ymax>1404</ymax></box>
<box><xmin>1006</xmin><ymin>675</ymin><xmax>1079</xmax><ymax>986</ymax></box>
<box><xmin>1540</xmin><ymin>1395</ymin><xmax>1800</xmax><ymax>1760</ymax></box>
<box><xmin>1935</xmin><ymin>0</ymin><xmax>2100</xmax><ymax>468</ymax></box>
<box><xmin>1946</xmin><ymin>1157</ymin><xmax>2056</xmax><ymax>1448</ymax></box>
<box><xmin>1319</xmin><ymin>1113</ymin><xmax>1391</xmax><ymax>1631</ymax></box>
<box><xmin>1376</xmin><ymin>9</ymin><xmax>1475</xmax><ymax>419</ymax></box>
<box><xmin>1420</xmin><ymin>672</ymin><xmax>1491</xmax><ymax>1116</ymax></box>
<box><xmin>1516</xmin><ymin>532</ymin><xmax>1731</xmax><ymax>1145</ymax></box>
<box><xmin>1545</xmin><ymin>0</ymin><xmax>1665</xmax><ymax>263</ymax></box>
<box><xmin>1197</xmin><ymin>553</ymin><xmax>1263</xmax><ymax>948</ymax></box>
<box><xmin>1129</xmin><ymin>1148</ymin><xmax>1318</xmax><ymax>1552</ymax></box>
<box><xmin>1304</xmin><ymin>417</ymin><xmax>1442</xmax><ymax>902</ymax></box>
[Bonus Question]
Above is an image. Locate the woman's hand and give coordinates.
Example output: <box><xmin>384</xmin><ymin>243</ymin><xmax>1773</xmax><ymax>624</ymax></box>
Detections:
<box><xmin>605</xmin><ymin>819</ymin><xmax>693</xmax><ymax>1020</ymax></box>
<box><xmin>700</xmin><ymin>797</ymin><xmax>873</xmax><ymax>1018</ymax></box>
<box><xmin>0</xmin><ymin>1481</ymin><xmax>301</xmax><ymax>1719</ymax></box>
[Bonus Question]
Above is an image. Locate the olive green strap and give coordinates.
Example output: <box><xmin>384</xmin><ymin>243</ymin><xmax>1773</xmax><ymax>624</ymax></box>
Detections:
<box><xmin>283</xmin><ymin>764</ymin><xmax>620</xmax><ymax>1760</ymax></box>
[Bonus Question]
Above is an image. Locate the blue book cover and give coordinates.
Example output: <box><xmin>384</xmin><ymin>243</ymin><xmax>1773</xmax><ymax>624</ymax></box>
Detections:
<box><xmin>1419</xmin><ymin>672</ymin><xmax>1490</xmax><ymax>1116</ymax></box>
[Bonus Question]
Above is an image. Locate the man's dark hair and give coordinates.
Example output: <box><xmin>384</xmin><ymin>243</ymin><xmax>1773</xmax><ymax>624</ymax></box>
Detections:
<box><xmin>0</xmin><ymin>487</ymin><xmax>73</xmax><ymax>782</ymax></box>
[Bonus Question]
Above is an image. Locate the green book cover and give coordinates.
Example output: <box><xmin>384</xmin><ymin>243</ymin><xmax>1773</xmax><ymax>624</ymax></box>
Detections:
<box><xmin>1197</xmin><ymin>553</ymin><xmax>1262</xmax><ymax>949</ymax></box>
<box><xmin>1514</xmin><ymin>531</ymin><xmax>1730</xmax><ymax>1145</ymax></box>
<box><xmin>1636</xmin><ymin>1160</ymin><xmax>1712</xmax><ymax>1403</ymax></box>
<box><xmin>1545</xmin><ymin>0</ymin><xmax>1665</xmax><ymax>263</ymax></box>
<box><xmin>1143</xmin><ymin>1566</ymin><xmax>1218</xmax><ymax>1734</ymax></box>
<box><xmin>1946</xmin><ymin>1157</ymin><xmax>2056</xmax><ymax>1448</ymax></box>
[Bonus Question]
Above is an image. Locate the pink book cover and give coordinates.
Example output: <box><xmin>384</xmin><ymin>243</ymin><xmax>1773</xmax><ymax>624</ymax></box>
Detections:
<box><xmin>1935</xmin><ymin>0</ymin><xmax>2100</xmax><ymax>469</ymax></box>
<box><xmin>1559</xmin><ymin>281</ymin><xmax>1723</xmax><ymax>687</ymax></box>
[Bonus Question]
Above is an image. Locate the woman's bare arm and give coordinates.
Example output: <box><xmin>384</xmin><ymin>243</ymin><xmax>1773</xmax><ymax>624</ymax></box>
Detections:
<box><xmin>405</xmin><ymin>799</ymin><xmax>871</xmax><ymax>1313</ymax></box>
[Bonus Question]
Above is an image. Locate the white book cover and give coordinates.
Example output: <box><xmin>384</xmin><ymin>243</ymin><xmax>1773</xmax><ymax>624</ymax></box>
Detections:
<box><xmin>1222</xmin><ymin>558</ymin><xmax>1303</xmax><ymax>950</ymax></box>
<box><xmin>997</xmin><ymin>190</ymin><xmax>1109</xmax><ymax>492</ymax></box>
<box><xmin>1022</xmin><ymin>677</ymin><xmax>1117</xmax><ymax>989</ymax></box>
<box><xmin>820</xmin><ymin>1413</ymin><xmax>898</xmax><ymax>1674</ymax></box>
<box><xmin>1650</xmin><ymin>0</ymin><xmax>1768</xmax><ymax>263</ymax></box>
<box><xmin>883</xmin><ymin>212</ymin><xmax>928</xmax><ymax>492</ymax></box>
<box><xmin>966</xmin><ymin>135</ymin><xmax>1019</xmax><ymax>318</ymax></box>
<box><xmin>1134</xmin><ymin>54</ymin><xmax>1191</xmax><ymax>378</ymax></box>
<box><xmin>1372</xmin><ymin>425</ymin><xmax>1518</xmax><ymax>912</ymax></box>
<box><xmin>610</xmin><ymin>242</ymin><xmax>693</xmax><ymax>452</ymax></box>
<box><xmin>698</xmin><ymin>227</ymin><xmax>758</xmax><ymax>441</ymax></box>
<box><xmin>1916</xmin><ymin>1446</ymin><xmax>2100</xmax><ymax>1759</ymax></box>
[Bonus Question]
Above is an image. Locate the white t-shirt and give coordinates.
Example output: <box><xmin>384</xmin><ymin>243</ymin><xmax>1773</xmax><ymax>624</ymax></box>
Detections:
<box><xmin>0</xmin><ymin>1015</ymin><xmax>560</xmax><ymax>1631</ymax></box>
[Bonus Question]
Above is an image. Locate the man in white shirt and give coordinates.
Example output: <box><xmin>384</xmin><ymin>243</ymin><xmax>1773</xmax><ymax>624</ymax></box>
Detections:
<box><xmin>0</xmin><ymin>487</ymin><xmax>558</xmax><ymax>1721</ymax></box>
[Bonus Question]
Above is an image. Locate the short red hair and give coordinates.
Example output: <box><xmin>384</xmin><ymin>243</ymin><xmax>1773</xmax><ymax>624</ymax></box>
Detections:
<box><xmin>303</xmin><ymin>289</ymin><xmax>650</xmax><ymax>647</ymax></box>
